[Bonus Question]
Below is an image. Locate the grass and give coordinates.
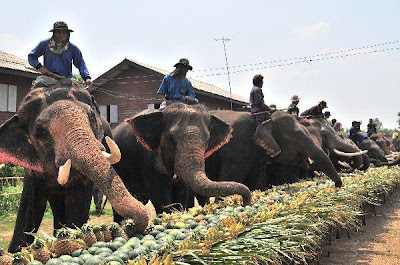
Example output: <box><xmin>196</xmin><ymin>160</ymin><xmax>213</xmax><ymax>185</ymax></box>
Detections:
<box><xmin>0</xmin><ymin>197</ymin><xmax>114</xmax><ymax>251</ymax></box>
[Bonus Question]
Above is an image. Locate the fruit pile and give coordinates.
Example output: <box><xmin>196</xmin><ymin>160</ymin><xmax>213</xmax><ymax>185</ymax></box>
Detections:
<box><xmin>3</xmin><ymin>166</ymin><xmax>400</xmax><ymax>265</ymax></box>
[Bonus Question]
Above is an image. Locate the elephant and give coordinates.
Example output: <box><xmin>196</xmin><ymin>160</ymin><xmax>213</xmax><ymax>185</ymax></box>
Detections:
<box><xmin>111</xmin><ymin>103</ymin><xmax>252</xmax><ymax>220</ymax></box>
<box><xmin>370</xmin><ymin>133</ymin><xmax>392</xmax><ymax>155</ymax></box>
<box><xmin>331</xmin><ymin>132</ymin><xmax>370</xmax><ymax>172</ymax></box>
<box><xmin>358</xmin><ymin>138</ymin><xmax>388</xmax><ymax>164</ymax></box>
<box><xmin>0</xmin><ymin>81</ymin><xmax>148</xmax><ymax>252</ymax></box>
<box><xmin>297</xmin><ymin>118</ymin><xmax>367</xmax><ymax>171</ymax></box>
<box><xmin>203</xmin><ymin>111</ymin><xmax>344</xmax><ymax>196</ymax></box>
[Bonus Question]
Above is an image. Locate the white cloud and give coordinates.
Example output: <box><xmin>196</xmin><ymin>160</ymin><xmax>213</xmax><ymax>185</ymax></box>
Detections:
<box><xmin>295</xmin><ymin>22</ymin><xmax>330</xmax><ymax>40</ymax></box>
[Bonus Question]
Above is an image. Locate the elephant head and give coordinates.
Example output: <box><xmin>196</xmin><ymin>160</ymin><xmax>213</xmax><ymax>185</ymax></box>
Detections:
<box><xmin>370</xmin><ymin>133</ymin><xmax>392</xmax><ymax>155</ymax></box>
<box><xmin>298</xmin><ymin>118</ymin><xmax>366</xmax><ymax>170</ymax></box>
<box><xmin>358</xmin><ymin>138</ymin><xmax>388</xmax><ymax>164</ymax></box>
<box><xmin>0</xmin><ymin>85</ymin><xmax>148</xmax><ymax>232</ymax></box>
<box><xmin>254</xmin><ymin>112</ymin><xmax>343</xmax><ymax>187</ymax></box>
<box><xmin>126</xmin><ymin>103</ymin><xmax>252</xmax><ymax>205</ymax></box>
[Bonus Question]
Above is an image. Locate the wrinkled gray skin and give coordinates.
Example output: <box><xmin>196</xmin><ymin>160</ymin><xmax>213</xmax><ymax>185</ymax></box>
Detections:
<box><xmin>112</xmin><ymin>103</ymin><xmax>252</xmax><ymax>221</ymax></box>
<box><xmin>370</xmin><ymin>133</ymin><xmax>392</xmax><ymax>155</ymax></box>
<box><xmin>392</xmin><ymin>138</ymin><xmax>400</xmax><ymax>152</ymax></box>
<box><xmin>0</xmin><ymin>85</ymin><xmax>148</xmax><ymax>252</ymax></box>
<box><xmin>358</xmin><ymin>138</ymin><xmax>388</xmax><ymax>164</ymax></box>
<box><xmin>331</xmin><ymin>132</ymin><xmax>370</xmax><ymax>172</ymax></box>
<box><xmin>298</xmin><ymin>118</ymin><xmax>364</xmax><ymax>170</ymax></box>
<box><xmin>203</xmin><ymin>111</ymin><xmax>342</xmax><ymax>195</ymax></box>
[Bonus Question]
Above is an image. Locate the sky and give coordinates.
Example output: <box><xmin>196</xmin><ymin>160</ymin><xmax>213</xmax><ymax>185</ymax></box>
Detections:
<box><xmin>1</xmin><ymin>0</ymin><xmax>399</xmax><ymax>129</ymax></box>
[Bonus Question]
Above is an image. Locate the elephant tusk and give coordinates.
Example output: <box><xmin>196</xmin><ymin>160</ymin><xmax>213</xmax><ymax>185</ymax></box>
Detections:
<box><xmin>102</xmin><ymin>136</ymin><xmax>121</xmax><ymax>164</ymax></box>
<box><xmin>313</xmin><ymin>171</ymin><xmax>321</xmax><ymax>177</ymax></box>
<box><xmin>338</xmin><ymin>161</ymin><xmax>351</xmax><ymax>168</ymax></box>
<box><xmin>57</xmin><ymin>159</ymin><xmax>71</xmax><ymax>186</ymax></box>
<box><xmin>333</xmin><ymin>148</ymin><xmax>368</xmax><ymax>157</ymax></box>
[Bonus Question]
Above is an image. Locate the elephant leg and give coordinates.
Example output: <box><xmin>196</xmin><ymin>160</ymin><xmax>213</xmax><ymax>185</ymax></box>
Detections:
<box><xmin>48</xmin><ymin>192</ymin><xmax>66</xmax><ymax>234</ymax></box>
<box><xmin>64</xmin><ymin>181</ymin><xmax>93</xmax><ymax>228</ymax></box>
<box><xmin>172</xmin><ymin>182</ymin><xmax>194</xmax><ymax>210</ymax></box>
<box><xmin>8</xmin><ymin>175</ymin><xmax>48</xmax><ymax>253</ymax></box>
<box><xmin>147</xmin><ymin>176</ymin><xmax>173</xmax><ymax>214</ymax></box>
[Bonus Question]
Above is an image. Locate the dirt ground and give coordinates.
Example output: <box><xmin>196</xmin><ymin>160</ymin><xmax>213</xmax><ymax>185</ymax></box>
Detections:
<box><xmin>319</xmin><ymin>190</ymin><xmax>400</xmax><ymax>265</ymax></box>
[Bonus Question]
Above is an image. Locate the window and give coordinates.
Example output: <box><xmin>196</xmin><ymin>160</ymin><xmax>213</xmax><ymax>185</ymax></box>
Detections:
<box><xmin>147</xmin><ymin>103</ymin><xmax>161</xmax><ymax>109</ymax></box>
<box><xmin>0</xmin><ymin>84</ymin><xmax>17</xmax><ymax>112</ymax></box>
<box><xmin>99</xmin><ymin>104</ymin><xmax>118</xmax><ymax>124</ymax></box>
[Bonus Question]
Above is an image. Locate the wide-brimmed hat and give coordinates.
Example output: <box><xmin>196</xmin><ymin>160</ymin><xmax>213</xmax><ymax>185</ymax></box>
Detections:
<box><xmin>291</xmin><ymin>94</ymin><xmax>300</xmax><ymax>102</ymax></box>
<box><xmin>174</xmin><ymin>58</ymin><xmax>193</xmax><ymax>70</ymax></box>
<box><xmin>319</xmin><ymin>100</ymin><xmax>327</xmax><ymax>108</ymax></box>
<box><xmin>49</xmin><ymin>21</ymin><xmax>74</xmax><ymax>32</ymax></box>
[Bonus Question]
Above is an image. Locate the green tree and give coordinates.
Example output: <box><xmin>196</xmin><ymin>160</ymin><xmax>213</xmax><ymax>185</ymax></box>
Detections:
<box><xmin>372</xmin><ymin>118</ymin><xmax>383</xmax><ymax>132</ymax></box>
<box><xmin>397</xmin><ymin>112</ymin><xmax>400</xmax><ymax>128</ymax></box>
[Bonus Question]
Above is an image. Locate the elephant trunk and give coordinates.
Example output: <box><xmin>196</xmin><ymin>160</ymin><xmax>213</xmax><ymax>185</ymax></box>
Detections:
<box><xmin>306</xmin><ymin>144</ymin><xmax>343</xmax><ymax>187</ymax></box>
<box><xmin>174</xmin><ymin>138</ymin><xmax>252</xmax><ymax>205</ymax></box>
<box><xmin>50</xmin><ymin>109</ymin><xmax>148</xmax><ymax>232</ymax></box>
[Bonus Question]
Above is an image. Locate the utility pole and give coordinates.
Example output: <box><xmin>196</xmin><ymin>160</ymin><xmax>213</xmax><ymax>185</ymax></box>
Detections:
<box><xmin>215</xmin><ymin>37</ymin><xmax>233</xmax><ymax>110</ymax></box>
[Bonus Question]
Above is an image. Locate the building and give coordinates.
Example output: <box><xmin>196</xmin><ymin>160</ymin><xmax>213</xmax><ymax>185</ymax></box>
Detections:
<box><xmin>0</xmin><ymin>50</ymin><xmax>38</xmax><ymax>125</ymax></box>
<box><xmin>91</xmin><ymin>58</ymin><xmax>249</xmax><ymax>126</ymax></box>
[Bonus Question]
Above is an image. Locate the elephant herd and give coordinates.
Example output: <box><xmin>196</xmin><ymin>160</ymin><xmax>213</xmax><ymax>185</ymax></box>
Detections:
<box><xmin>0</xmin><ymin>83</ymin><xmax>397</xmax><ymax>252</ymax></box>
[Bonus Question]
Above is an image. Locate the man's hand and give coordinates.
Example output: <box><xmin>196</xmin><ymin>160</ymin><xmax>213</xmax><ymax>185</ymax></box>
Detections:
<box><xmin>85</xmin><ymin>78</ymin><xmax>93</xmax><ymax>88</ymax></box>
<box><xmin>39</xmin><ymin>66</ymin><xmax>50</xmax><ymax>75</ymax></box>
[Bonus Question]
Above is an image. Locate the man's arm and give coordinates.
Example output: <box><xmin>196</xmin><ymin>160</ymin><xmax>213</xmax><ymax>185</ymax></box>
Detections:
<box><xmin>157</xmin><ymin>76</ymin><xmax>168</xmax><ymax>97</ymax></box>
<box><xmin>28</xmin><ymin>41</ymin><xmax>49</xmax><ymax>74</ymax></box>
<box><xmin>187</xmin><ymin>80</ymin><xmax>196</xmax><ymax>98</ymax></box>
<box><xmin>72</xmin><ymin>46</ymin><xmax>92</xmax><ymax>87</ymax></box>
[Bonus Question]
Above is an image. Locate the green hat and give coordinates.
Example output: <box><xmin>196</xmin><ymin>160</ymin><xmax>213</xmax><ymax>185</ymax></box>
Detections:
<box><xmin>174</xmin><ymin>58</ymin><xmax>193</xmax><ymax>70</ymax></box>
<box><xmin>49</xmin><ymin>21</ymin><xmax>74</xmax><ymax>32</ymax></box>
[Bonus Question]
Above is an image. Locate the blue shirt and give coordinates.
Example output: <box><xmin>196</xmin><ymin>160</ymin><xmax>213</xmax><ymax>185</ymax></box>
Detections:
<box><xmin>28</xmin><ymin>38</ymin><xmax>91</xmax><ymax>80</ymax></box>
<box><xmin>157</xmin><ymin>75</ymin><xmax>196</xmax><ymax>103</ymax></box>
<box><xmin>249</xmin><ymin>86</ymin><xmax>264</xmax><ymax>113</ymax></box>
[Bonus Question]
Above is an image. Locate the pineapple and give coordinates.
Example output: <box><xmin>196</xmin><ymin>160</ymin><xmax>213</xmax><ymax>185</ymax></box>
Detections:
<box><xmin>93</xmin><ymin>225</ymin><xmax>105</xmax><ymax>242</ymax></box>
<box><xmin>79</xmin><ymin>224</ymin><xmax>97</xmax><ymax>247</ymax></box>
<box><xmin>0</xmin><ymin>248</ymin><xmax>12</xmax><ymax>265</ymax></box>
<box><xmin>121</xmin><ymin>219</ymin><xmax>136</xmax><ymax>238</ymax></box>
<box><xmin>109</xmin><ymin>222</ymin><xmax>127</xmax><ymax>240</ymax></box>
<box><xmin>51</xmin><ymin>228</ymin><xmax>85</xmax><ymax>257</ymax></box>
<box><xmin>11</xmin><ymin>252</ymin><xmax>29</xmax><ymax>265</ymax></box>
<box><xmin>100</xmin><ymin>223</ymin><xmax>112</xmax><ymax>242</ymax></box>
<box><xmin>30</xmin><ymin>238</ymin><xmax>51</xmax><ymax>264</ymax></box>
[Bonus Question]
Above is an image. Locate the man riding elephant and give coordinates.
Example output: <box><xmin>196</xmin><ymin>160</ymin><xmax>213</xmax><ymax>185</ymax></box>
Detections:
<box><xmin>300</xmin><ymin>100</ymin><xmax>327</xmax><ymax>118</ymax></box>
<box><xmin>287</xmin><ymin>94</ymin><xmax>300</xmax><ymax>117</ymax></box>
<box><xmin>28</xmin><ymin>21</ymin><xmax>93</xmax><ymax>89</ymax></box>
<box><xmin>157</xmin><ymin>58</ymin><xmax>199</xmax><ymax>107</ymax></box>
<box><xmin>249</xmin><ymin>74</ymin><xmax>275</xmax><ymax>125</ymax></box>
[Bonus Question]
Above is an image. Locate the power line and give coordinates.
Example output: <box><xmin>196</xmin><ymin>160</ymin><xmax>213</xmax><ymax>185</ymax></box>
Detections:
<box><xmin>83</xmin><ymin>40</ymin><xmax>399</xmax><ymax>84</ymax></box>
<box><xmin>194</xmin><ymin>40</ymin><xmax>399</xmax><ymax>73</ymax></box>
<box><xmin>194</xmin><ymin>46</ymin><xmax>400</xmax><ymax>78</ymax></box>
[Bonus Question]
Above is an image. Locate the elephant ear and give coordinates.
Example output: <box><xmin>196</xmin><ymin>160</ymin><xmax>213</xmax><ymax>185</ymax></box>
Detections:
<box><xmin>126</xmin><ymin>110</ymin><xmax>163</xmax><ymax>151</ymax></box>
<box><xmin>205</xmin><ymin>115</ymin><xmax>233</xmax><ymax>158</ymax></box>
<box><xmin>0</xmin><ymin>115</ymin><xmax>44</xmax><ymax>172</ymax></box>
<box><xmin>253</xmin><ymin>119</ymin><xmax>282</xmax><ymax>157</ymax></box>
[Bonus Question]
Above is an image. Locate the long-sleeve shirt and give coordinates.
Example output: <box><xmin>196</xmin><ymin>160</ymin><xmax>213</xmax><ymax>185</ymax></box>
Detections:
<box><xmin>157</xmin><ymin>75</ymin><xmax>196</xmax><ymax>104</ymax></box>
<box><xmin>28</xmin><ymin>38</ymin><xmax>91</xmax><ymax>80</ymax></box>
<box><xmin>300</xmin><ymin>105</ymin><xmax>322</xmax><ymax>117</ymax></box>
<box><xmin>287</xmin><ymin>103</ymin><xmax>300</xmax><ymax>116</ymax></box>
<box><xmin>249</xmin><ymin>86</ymin><xmax>267</xmax><ymax>113</ymax></box>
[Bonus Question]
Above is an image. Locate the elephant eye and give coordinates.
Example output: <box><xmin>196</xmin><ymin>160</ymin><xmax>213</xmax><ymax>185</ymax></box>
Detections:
<box><xmin>35</xmin><ymin>126</ymin><xmax>48</xmax><ymax>139</ymax></box>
